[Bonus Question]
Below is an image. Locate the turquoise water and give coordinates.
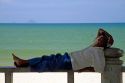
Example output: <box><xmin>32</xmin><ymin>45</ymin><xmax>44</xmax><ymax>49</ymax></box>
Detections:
<box><xmin>0</xmin><ymin>23</ymin><xmax>125</xmax><ymax>66</ymax></box>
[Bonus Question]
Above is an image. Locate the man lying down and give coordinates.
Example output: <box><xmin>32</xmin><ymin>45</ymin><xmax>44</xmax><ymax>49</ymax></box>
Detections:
<box><xmin>12</xmin><ymin>28</ymin><xmax>114</xmax><ymax>73</ymax></box>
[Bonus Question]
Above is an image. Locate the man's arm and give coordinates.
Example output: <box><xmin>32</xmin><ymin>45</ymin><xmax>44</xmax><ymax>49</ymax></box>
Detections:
<box><xmin>76</xmin><ymin>67</ymin><xmax>95</xmax><ymax>72</ymax></box>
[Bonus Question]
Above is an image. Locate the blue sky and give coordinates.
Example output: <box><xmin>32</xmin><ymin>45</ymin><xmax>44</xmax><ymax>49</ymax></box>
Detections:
<box><xmin>0</xmin><ymin>0</ymin><xmax>125</xmax><ymax>23</ymax></box>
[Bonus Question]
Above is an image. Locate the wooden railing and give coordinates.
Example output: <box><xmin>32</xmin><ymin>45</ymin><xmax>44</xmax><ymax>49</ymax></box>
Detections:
<box><xmin>0</xmin><ymin>48</ymin><xmax>124</xmax><ymax>83</ymax></box>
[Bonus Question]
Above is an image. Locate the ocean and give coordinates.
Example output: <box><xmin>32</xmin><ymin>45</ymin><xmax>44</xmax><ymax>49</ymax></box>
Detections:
<box><xmin>0</xmin><ymin>23</ymin><xmax>125</xmax><ymax>66</ymax></box>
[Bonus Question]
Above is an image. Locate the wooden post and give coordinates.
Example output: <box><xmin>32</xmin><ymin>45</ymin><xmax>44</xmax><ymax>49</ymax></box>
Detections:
<box><xmin>101</xmin><ymin>48</ymin><xmax>124</xmax><ymax>83</ymax></box>
<box><xmin>68</xmin><ymin>71</ymin><xmax>74</xmax><ymax>83</ymax></box>
<box><xmin>5</xmin><ymin>72</ymin><xmax>13</xmax><ymax>83</ymax></box>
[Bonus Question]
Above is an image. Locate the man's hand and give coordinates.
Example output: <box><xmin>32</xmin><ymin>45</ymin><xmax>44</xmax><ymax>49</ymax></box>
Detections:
<box><xmin>77</xmin><ymin>67</ymin><xmax>95</xmax><ymax>72</ymax></box>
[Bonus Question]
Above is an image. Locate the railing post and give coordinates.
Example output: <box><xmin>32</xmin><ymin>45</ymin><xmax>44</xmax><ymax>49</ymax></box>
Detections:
<box><xmin>5</xmin><ymin>72</ymin><xmax>13</xmax><ymax>83</ymax></box>
<box><xmin>68</xmin><ymin>71</ymin><xmax>74</xmax><ymax>83</ymax></box>
<box><xmin>101</xmin><ymin>48</ymin><xmax>124</xmax><ymax>83</ymax></box>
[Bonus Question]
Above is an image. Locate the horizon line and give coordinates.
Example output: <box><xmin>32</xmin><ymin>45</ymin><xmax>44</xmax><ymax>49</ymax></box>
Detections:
<box><xmin>0</xmin><ymin>22</ymin><xmax>125</xmax><ymax>24</ymax></box>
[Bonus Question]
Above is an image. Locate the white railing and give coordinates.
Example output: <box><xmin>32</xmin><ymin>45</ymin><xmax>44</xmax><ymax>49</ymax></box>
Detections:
<box><xmin>0</xmin><ymin>48</ymin><xmax>124</xmax><ymax>83</ymax></box>
<box><xmin>0</xmin><ymin>67</ymin><xmax>75</xmax><ymax>83</ymax></box>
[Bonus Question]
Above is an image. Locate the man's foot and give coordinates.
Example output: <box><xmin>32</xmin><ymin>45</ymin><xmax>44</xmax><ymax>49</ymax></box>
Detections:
<box><xmin>12</xmin><ymin>53</ymin><xmax>29</xmax><ymax>67</ymax></box>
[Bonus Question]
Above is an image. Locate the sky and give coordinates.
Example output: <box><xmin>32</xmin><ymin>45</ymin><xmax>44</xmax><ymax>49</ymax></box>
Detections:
<box><xmin>0</xmin><ymin>0</ymin><xmax>125</xmax><ymax>23</ymax></box>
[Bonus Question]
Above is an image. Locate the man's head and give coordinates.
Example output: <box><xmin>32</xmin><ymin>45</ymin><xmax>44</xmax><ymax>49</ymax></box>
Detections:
<box><xmin>96</xmin><ymin>28</ymin><xmax>114</xmax><ymax>48</ymax></box>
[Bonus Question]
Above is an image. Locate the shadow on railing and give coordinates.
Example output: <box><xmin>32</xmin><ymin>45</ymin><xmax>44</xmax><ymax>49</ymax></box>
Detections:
<box><xmin>0</xmin><ymin>48</ymin><xmax>124</xmax><ymax>83</ymax></box>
